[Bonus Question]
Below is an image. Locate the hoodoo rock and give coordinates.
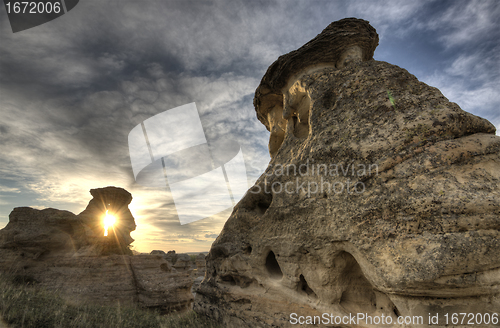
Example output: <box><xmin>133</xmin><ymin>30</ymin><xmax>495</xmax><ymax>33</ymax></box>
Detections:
<box><xmin>78</xmin><ymin>186</ymin><xmax>137</xmax><ymax>255</ymax></box>
<box><xmin>0</xmin><ymin>187</ymin><xmax>193</xmax><ymax>313</ymax></box>
<box><xmin>194</xmin><ymin>18</ymin><xmax>500</xmax><ymax>327</ymax></box>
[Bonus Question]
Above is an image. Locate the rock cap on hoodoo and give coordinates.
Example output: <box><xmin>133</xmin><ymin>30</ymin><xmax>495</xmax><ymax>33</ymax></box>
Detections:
<box><xmin>254</xmin><ymin>17</ymin><xmax>379</xmax><ymax>130</ymax></box>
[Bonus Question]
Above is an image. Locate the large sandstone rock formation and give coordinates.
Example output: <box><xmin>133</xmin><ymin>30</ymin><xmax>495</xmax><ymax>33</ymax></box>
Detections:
<box><xmin>194</xmin><ymin>18</ymin><xmax>500</xmax><ymax>327</ymax></box>
<box><xmin>0</xmin><ymin>187</ymin><xmax>193</xmax><ymax>313</ymax></box>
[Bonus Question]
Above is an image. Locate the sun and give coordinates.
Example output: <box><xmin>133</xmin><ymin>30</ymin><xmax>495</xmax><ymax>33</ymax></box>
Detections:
<box><xmin>103</xmin><ymin>210</ymin><xmax>116</xmax><ymax>236</ymax></box>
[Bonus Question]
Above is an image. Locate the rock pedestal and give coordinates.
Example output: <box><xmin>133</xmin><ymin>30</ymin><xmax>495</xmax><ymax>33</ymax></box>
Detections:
<box><xmin>194</xmin><ymin>18</ymin><xmax>500</xmax><ymax>327</ymax></box>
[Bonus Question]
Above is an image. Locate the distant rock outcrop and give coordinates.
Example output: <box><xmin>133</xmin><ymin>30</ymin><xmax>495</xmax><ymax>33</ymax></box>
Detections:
<box><xmin>0</xmin><ymin>187</ymin><xmax>193</xmax><ymax>313</ymax></box>
<box><xmin>195</xmin><ymin>253</ymin><xmax>207</xmax><ymax>276</ymax></box>
<box><xmin>0</xmin><ymin>207</ymin><xmax>87</xmax><ymax>257</ymax></box>
<box><xmin>194</xmin><ymin>18</ymin><xmax>500</xmax><ymax>327</ymax></box>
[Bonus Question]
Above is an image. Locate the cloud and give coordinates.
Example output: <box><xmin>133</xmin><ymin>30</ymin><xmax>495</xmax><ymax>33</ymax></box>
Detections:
<box><xmin>444</xmin><ymin>50</ymin><xmax>500</xmax><ymax>85</ymax></box>
<box><xmin>1</xmin><ymin>0</ymin><xmax>499</xmax><ymax>252</ymax></box>
<box><xmin>0</xmin><ymin>186</ymin><xmax>21</xmax><ymax>193</ymax></box>
<box><xmin>345</xmin><ymin>0</ymin><xmax>432</xmax><ymax>39</ymax></box>
<box><xmin>424</xmin><ymin>0</ymin><xmax>500</xmax><ymax>48</ymax></box>
<box><xmin>394</xmin><ymin>0</ymin><xmax>500</xmax><ymax>135</ymax></box>
<box><xmin>422</xmin><ymin>68</ymin><xmax>500</xmax><ymax>132</ymax></box>
<box><xmin>421</xmin><ymin>39</ymin><xmax>500</xmax><ymax>134</ymax></box>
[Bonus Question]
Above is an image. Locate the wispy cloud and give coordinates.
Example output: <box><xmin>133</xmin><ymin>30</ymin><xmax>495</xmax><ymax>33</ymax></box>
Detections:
<box><xmin>424</xmin><ymin>0</ymin><xmax>500</xmax><ymax>48</ymax></box>
<box><xmin>345</xmin><ymin>0</ymin><xmax>431</xmax><ymax>39</ymax></box>
<box><xmin>416</xmin><ymin>1</ymin><xmax>500</xmax><ymax>134</ymax></box>
<box><xmin>0</xmin><ymin>186</ymin><xmax>21</xmax><ymax>193</ymax></box>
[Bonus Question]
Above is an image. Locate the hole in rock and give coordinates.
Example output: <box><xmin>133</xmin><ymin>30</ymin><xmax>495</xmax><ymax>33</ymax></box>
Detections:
<box><xmin>319</xmin><ymin>91</ymin><xmax>337</xmax><ymax>110</ymax></box>
<box><xmin>337</xmin><ymin>252</ymin><xmax>398</xmax><ymax>317</ymax></box>
<box><xmin>287</xmin><ymin>87</ymin><xmax>311</xmax><ymax>139</ymax></box>
<box><xmin>239</xmin><ymin>185</ymin><xmax>273</xmax><ymax>216</ymax></box>
<box><xmin>160</xmin><ymin>263</ymin><xmax>171</xmax><ymax>272</ymax></box>
<box><xmin>299</xmin><ymin>274</ymin><xmax>317</xmax><ymax>298</ymax></box>
<box><xmin>256</xmin><ymin>194</ymin><xmax>272</xmax><ymax>215</ymax></box>
<box><xmin>211</xmin><ymin>245</ymin><xmax>229</xmax><ymax>258</ymax></box>
<box><xmin>221</xmin><ymin>275</ymin><xmax>237</xmax><ymax>285</ymax></box>
<box><xmin>243</xmin><ymin>245</ymin><xmax>252</xmax><ymax>255</ymax></box>
<box><xmin>221</xmin><ymin>274</ymin><xmax>256</xmax><ymax>288</ymax></box>
<box><xmin>265</xmin><ymin>251</ymin><xmax>283</xmax><ymax>279</ymax></box>
<box><xmin>292</xmin><ymin>115</ymin><xmax>309</xmax><ymax>139</ymax></box>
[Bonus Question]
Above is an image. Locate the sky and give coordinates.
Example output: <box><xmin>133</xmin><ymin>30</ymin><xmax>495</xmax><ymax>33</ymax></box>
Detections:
<box><xmin>0</xmin><ymin>0</ymin><xmax>499</xmax><ymax>253</ymax></box>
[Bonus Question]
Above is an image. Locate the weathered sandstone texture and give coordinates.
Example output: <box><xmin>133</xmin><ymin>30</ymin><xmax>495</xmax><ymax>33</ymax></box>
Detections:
<box><xmin>194</xmin><ymin>18</ymin><xmax>500</xmax><ymax>327</ymax></box>
<box><xmin>0</xmin><ymin>187</ymin><xmax>193</xmax><ymax>313</ymax></box>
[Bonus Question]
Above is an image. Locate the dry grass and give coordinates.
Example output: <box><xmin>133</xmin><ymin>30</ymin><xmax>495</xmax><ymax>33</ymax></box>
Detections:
<box><xmin>0</xmin><ymin>274</ymin><xmax>220</xmax><ymax>328</ymax></box>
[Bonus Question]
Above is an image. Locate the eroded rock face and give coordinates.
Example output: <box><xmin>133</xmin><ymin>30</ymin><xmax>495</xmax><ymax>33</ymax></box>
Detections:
<box><xmin>0</xmin><ymin>187</ymin><xmax>193</xmax><ymax>313</ymax></box>
<box><xmin>255</xmin><ymin>17</ymin><xmax>379</xmax><ymax>158</ymax></box>
<box><xmin>194</xmin><ymin>18</ymin><xmax>500</xmax><ymax>327</ymax></box>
